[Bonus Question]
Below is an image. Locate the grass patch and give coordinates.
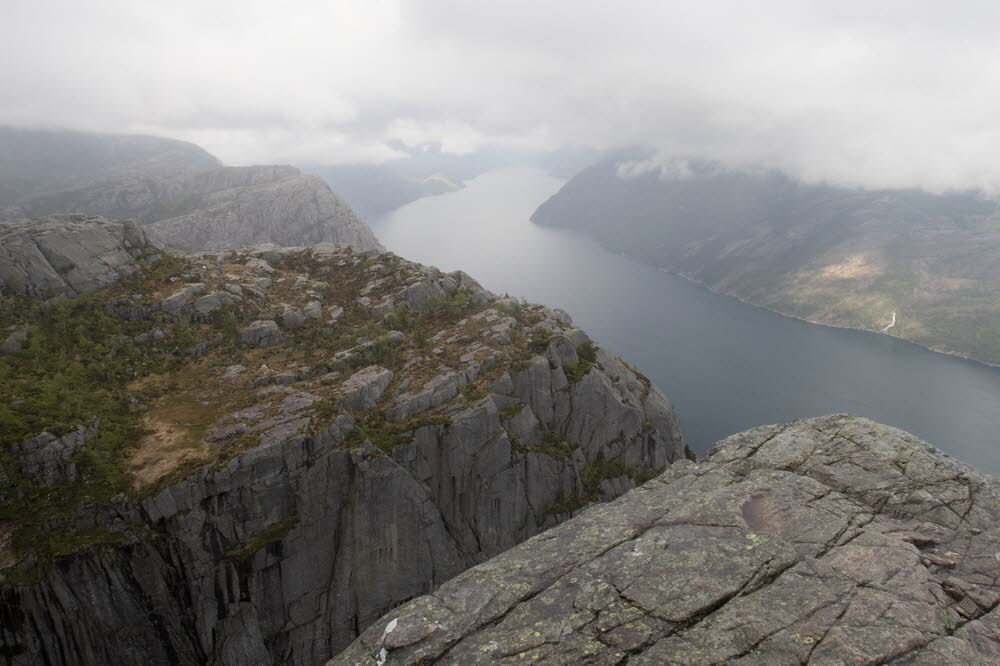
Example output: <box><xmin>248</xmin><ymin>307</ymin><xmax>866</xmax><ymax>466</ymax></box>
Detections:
<box><xmin>308</xmin><ymin>398</ymin><xmax>341</xmax><ymax>432</ymax></box>
<box><xmin>528</xmin><ymin>328</ymin><xmax>554</xmax><ymax>354</ymax></box>
<box><xmin>342</xmin><ymin>413</ymin><xmax>453</xmax><ymax>452</ymax></box>
<box><xmin>543</xmin><ymin>494</ymin><xmax>590</xmax><ymax>517</ymax></box>
<box><xmin>461</xmin><ymin>384</ymin><xmax>487</xmax><ymax>403</ymax></box>
<box><xmin>499</xmin><ymin>403</ymin><xmax>523</xmax><ymax>421</ymax></box>
<box><xmin>563</xmin><ymin>342</ymin><xmax>599</xmax><ymax>385</ymax></box>
<box><xmin>576</xmin><ymin>341</ymin><xmax>597</xmax><ymax>363</ymax></box>
<box><xmin>5</xmin><ymin>524</ymin><xmax>132</xmax><ymax>583</ymax></box>
<box><xmin>580</xmin><ymin>460</ymin><xmax>661</xmax><ymax>498</ymax></box>
<box><xmin>516</xmin><ymin>430</ymin><xmax>574</xmax><ymax>462</ymax></box>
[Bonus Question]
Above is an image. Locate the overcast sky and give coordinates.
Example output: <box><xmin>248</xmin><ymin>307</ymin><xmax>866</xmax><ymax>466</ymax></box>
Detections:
<box><xmin>3</xmin><ymin>0</ymin><xmax>1000</xmax><ymax>192</ymax></box>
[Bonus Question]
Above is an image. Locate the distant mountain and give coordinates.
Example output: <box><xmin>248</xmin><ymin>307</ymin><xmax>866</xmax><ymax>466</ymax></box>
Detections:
<box><xmin>304</xmin><ymin>163</ymin><xmax>461</xmax><ymax>220</ymax></box>
<box><xmin>0</xmin><ymin>128</ymin><xmax>381</xmax><ymax>253</ymax></box>
<box><xmin>0</xmin><ymin>127</ymin><xmax>219</xmax><ymax>206</ymax></box>
<box><xmin>532</xmin><ymin>150</ymin><xmax>1000</xmax><ymax>364</ymax></box>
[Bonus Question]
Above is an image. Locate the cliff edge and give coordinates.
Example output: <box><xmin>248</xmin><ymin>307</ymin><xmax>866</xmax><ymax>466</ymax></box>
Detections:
<box><xmin>336</xmin><ymin>413</ymin><xmax>1000</xmax><ymax>664</ymax></box>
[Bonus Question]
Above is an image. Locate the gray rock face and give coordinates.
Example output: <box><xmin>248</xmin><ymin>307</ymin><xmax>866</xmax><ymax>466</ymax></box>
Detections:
<box><xmin>336</xmin><ymin>414</ymin><xmax>1000</xmax><ymax>665</ymax></box>
<box><xmin>0</xmin><ymin>378</ymin><xmax>684</xmax><ymax>664</ymax></box>
<box><xmin>159</xmin><ymin>283</ymin><xmax>206</xmax><ymax>314</ymax></box>
<box><xmin>338</xmin><ymin>365</ymin><xmax>394</xmax><ymax>411</ymax></box>
<box><xmin>238</xmin><ymin>319</ymin><xmax>283</xmax><ymax>348</ymax></box>
<box><xmin>143</xmin><ymin>166</ymin><xmax>383</xmax><ymax>253</ymax></box>
<box><xmin>0</xmin><ymin>215</ymin><xmax>158</xmax><ymax>298</ymax></box>
<box><xmin>191</xmin><ymin>290</ymin><xmax>238</xmax><ymax>315</ymax></box>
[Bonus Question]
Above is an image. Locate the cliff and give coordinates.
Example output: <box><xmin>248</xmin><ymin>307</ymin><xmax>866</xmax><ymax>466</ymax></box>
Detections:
<box><xmin>532</xmin><ymin>152</ymin><xmax>1000</xmax><ymax>365</ymax></box>
<box><xmin>0</xmin><ymin>129</ymin><xmax>382</xmax><ymax>254</ymax></box>
<box><xmin>144</xmin><ymin>166</ymin><xmax>380</xmax><ymax>252</ymax></box>
<box><xmin>0</xmin><ymin>217</ymin><xmax>684</xmax><ymax>663</ymax></box>
<box><xmin>336</xmin><ymin>413</ymin><xmax>1000</xmax><ymax>664</ymax></box>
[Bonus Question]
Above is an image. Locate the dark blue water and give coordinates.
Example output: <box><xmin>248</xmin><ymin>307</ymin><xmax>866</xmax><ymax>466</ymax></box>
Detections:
<box><xmin>373</xmin><ymin>167</ymin><xmax>1000</xmax><ymax>475</ymax></box>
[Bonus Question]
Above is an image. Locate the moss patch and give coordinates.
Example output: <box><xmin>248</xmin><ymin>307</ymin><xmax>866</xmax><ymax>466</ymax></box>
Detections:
<box><xmin>224</xmin><ymin>515</ymin><xmax>299</xmax><ymax>560</ymax></box>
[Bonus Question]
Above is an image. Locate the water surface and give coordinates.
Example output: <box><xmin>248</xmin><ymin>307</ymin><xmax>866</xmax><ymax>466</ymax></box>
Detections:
<box><xmin>373</xmin><ymin>167</ymin><xmax>1000</xmax><ymax>475</ymax></box>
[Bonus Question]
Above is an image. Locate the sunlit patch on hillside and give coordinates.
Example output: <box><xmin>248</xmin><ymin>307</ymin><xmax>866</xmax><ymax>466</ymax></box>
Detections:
<box><xmin>816</xmin><ymin>254</ymin><xmax>882</xmax><ymax>280</ymax></box>
<box><xmin>128</xmin><ymin>366</ymin><xmax>221</xmax><ymax>490</ymax></box>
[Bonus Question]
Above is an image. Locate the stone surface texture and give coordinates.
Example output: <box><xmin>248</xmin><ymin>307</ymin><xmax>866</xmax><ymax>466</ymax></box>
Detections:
<box><xmin>0</xmin><ymin>214</ymin><xmax>158</xmax><ymax>297</ymax></box>
<box><xmin>143</xmin><ymin>166</ymin><xmax>382</xmax><ymax>253</ymax></box>
<box><xmin>335</xmin><ymin>414</ymin><xmax>1000</xmax><ymax>665</ymax></box>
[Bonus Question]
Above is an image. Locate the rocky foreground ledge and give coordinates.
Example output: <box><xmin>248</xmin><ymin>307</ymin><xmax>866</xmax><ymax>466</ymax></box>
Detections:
<box><xmin>335</xmin><ymin>414</ymin><xmax>1000</xmax><ymax>664</ymax></box>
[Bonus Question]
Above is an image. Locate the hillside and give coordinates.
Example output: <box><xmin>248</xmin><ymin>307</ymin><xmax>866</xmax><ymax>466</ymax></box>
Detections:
<box><xmin>0</xmin><ymin>127</ymin><xmax>219</xmax><ymax>207</ymax></box>
<box><xmin>0</xmin><ymin>215</ymin><xmax>685</xmax><ymax>663</ymax></box>
<box><xmin>532</xmin><ymin>153</ymin><xmax>1000</xmax><ymax>365</ymax></box>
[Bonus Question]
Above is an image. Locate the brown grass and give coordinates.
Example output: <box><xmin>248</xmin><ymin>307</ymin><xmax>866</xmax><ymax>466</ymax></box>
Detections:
<box><xmin>127</xmin><ymin>362</ymin><xmax>222</xmax><ymax>490</ymax></box>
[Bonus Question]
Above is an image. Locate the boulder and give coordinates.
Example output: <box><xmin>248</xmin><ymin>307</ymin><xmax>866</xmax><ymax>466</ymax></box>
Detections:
<box><xmin>302</xmin><ymin>300</ymin><xmax>323</xmax><ymax>320</ymax></box>
<box><xmin>238</xmin><ymin>320</ymin><xmax>283</xmax><ymax>348</ymax></box>
<box><xmin>191</xmin><ymin>291</ymin><xmax>238</xmax><ymax>315</ymax></box>
<box><xmin>160</xmin><ymin>283</ymin><xmax>206</xmax><ymax>315</ymax></box>
<box><xmin>133</xmin><ymin>327</ymin><xmax>165</xmax><ymax>343</ymax></box>
<box><xmin>0</xmin><ymin>327</ymin><xmax>28</xmax><ymax>353</ymax></box>
<box><xmin>280</xmin><ymin>307</ymin><xmax>306</xmax><ymax>330</ymax></box>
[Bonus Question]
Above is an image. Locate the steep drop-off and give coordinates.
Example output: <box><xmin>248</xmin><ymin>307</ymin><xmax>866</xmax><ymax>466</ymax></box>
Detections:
<box><xmin>0</xmin><ymin>216</ymin><xmax>685</xmax><ymax>663</ymax></box>
<box><xmin>338</xmin><ymin>413</ymin><xmax>1000</xmax><ymax>664</ymax></box>
<box><xmin>532</xmin><ymin>152</ymin><xmax>1000</xmax><ymax>365</ymax></box>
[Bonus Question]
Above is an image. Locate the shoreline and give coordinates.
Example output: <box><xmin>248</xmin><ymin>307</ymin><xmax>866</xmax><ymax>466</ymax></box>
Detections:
<box><xmin>536</xmin><ymin>221</ymin><xmax>1000</xmax><ymax>371</ymax></box>
<box><xmin>670</xmin><ymin>272</ymin><xmax>1000</xmax><ymax>371</ymax></box>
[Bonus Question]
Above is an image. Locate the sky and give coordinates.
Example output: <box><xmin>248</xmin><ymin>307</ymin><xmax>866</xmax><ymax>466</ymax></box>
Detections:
<box><xmin>3</xmin><ymin>0</ymin><xmax>1000</xmax><ymax>192</ymax></box>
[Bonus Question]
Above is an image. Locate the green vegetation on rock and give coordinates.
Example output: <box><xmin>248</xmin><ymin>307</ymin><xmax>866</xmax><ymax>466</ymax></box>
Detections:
<box><xmin>224</xmin><ymin>515</ymin><xmax>299</xmax><ymax>560</ymax></box>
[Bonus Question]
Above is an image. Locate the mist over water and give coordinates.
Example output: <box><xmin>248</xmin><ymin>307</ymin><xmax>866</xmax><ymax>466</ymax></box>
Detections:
<box><xmin>373</xmin><ymin>167</ymin><xmax>1000</xmax><ymax>475</ymax></box>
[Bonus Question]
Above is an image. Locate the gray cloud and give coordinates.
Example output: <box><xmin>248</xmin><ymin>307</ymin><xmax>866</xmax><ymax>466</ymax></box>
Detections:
<box><xmin>3</xmin><ymin>0</ymin><xmax>1000</xmax><ymax>191</ymax></box>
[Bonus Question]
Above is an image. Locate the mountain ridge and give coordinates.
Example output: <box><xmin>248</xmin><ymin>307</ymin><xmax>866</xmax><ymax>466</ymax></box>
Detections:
<box><xmin>532</xmin><ymin>151</ymin><xmax>1000</xmax><ymax>365</ymax></box>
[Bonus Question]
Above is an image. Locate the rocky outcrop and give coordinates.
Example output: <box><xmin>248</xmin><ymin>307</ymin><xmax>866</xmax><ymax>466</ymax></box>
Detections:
<box><xmin>0</xmin><ymin>214</ymin><xmax>159</xmax><ymax>297</ymax></box>
<box><xmin>0</xmin><ymin>420</ymin><xmax>99</xmax><ymax>501</ymax></box>
<box><xmin>337</xmin><ymin>413</ymin><xmax>1000</xmax><ymax>665</ymax></box>
<box><xmin>0</xmin><ymin>243</ymin><xmax>685</xmax><ymax>664</ymax></box>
